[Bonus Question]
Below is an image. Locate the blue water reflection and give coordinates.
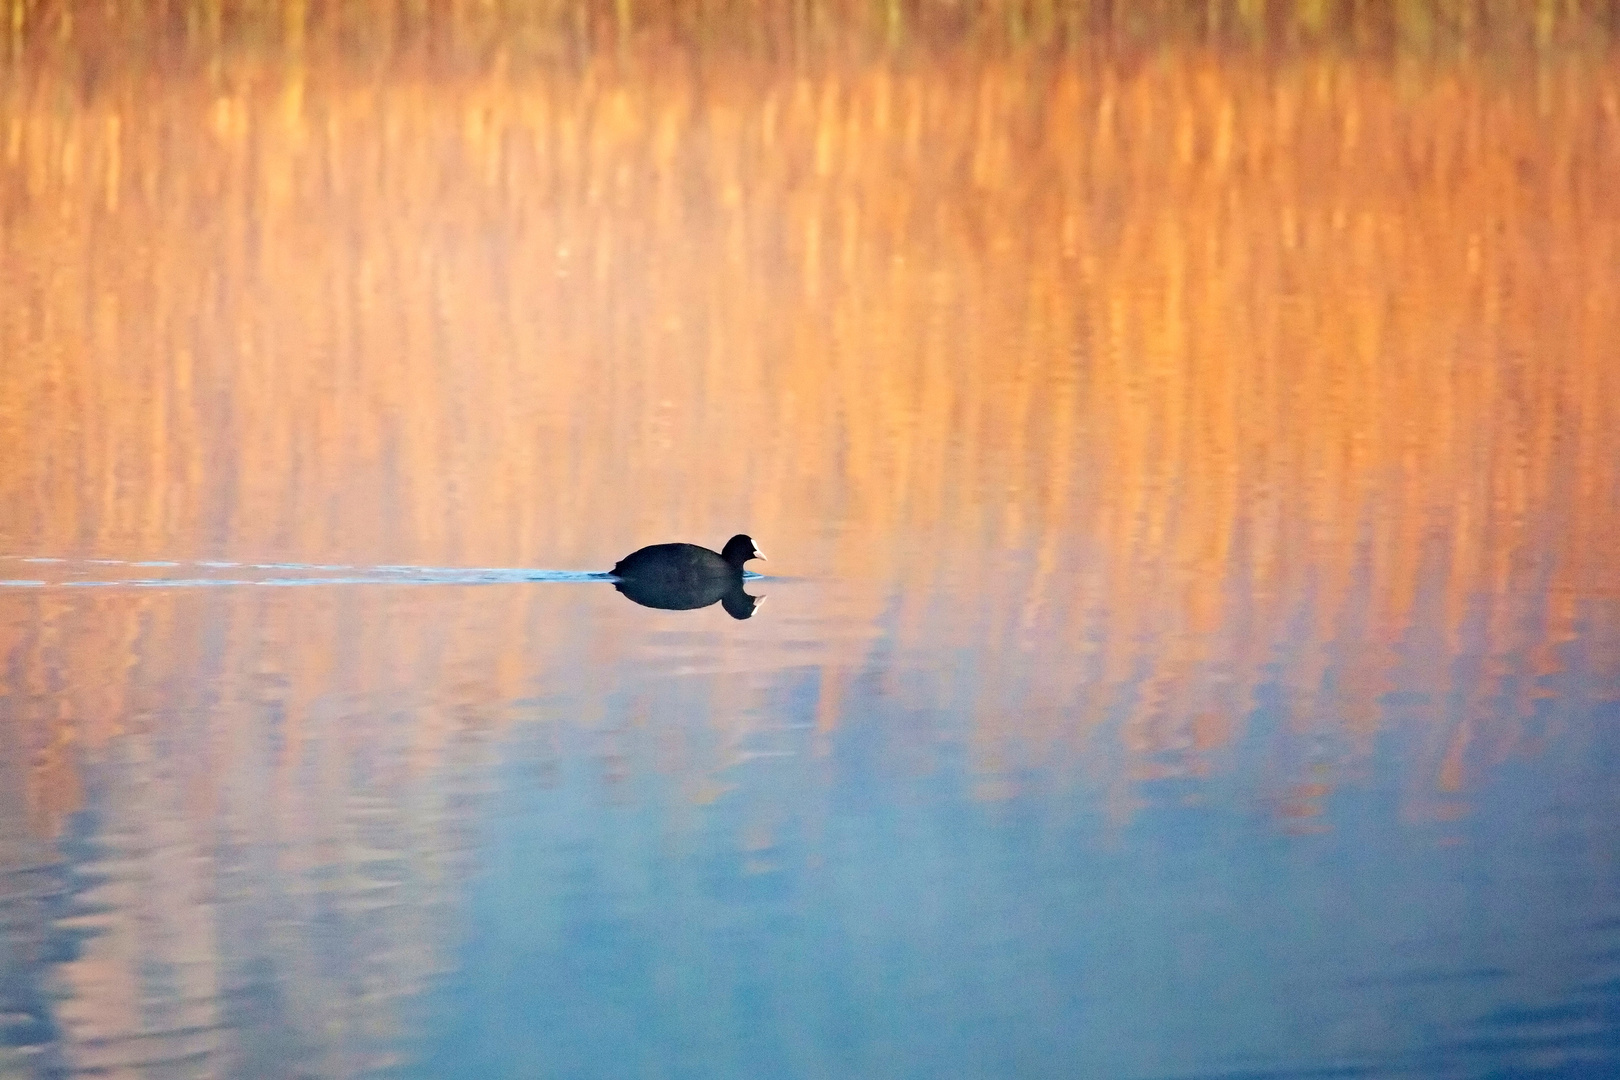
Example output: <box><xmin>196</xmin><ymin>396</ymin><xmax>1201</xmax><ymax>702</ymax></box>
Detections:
<box><xmin>0</xmin><ymin>555</ymin><xmax>1616</xmax><ymax>1078</ymax></box>
<box><xmin>400</xmin><ymin>590</ymin><xmax>1620</xmax><ymax>1080</ymax></box>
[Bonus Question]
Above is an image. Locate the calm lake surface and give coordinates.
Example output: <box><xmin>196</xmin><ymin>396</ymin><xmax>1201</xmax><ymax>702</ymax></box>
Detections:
<box><xmin>3</xmin><ymin>6</ymin><xmax>1619</xmax><ymax>1078</ymax></box>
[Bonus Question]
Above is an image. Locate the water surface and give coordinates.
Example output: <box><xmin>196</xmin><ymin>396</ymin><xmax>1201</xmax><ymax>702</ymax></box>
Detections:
<box><xmin>2</xmin><ymin>7</ymin><xmax>1619</xmax><ymax>1078</ymax></box>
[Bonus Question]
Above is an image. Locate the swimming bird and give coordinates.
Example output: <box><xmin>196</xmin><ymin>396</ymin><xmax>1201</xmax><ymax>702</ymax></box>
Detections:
<box><xmin>611</xmin><ymin>534</ymin><xmax>765</xmax><ymax>582</ymax></box>
<box><xmin>610</xmin><ymin>535</ymin><xmax>766</xmax><ymax>620</ymax></box>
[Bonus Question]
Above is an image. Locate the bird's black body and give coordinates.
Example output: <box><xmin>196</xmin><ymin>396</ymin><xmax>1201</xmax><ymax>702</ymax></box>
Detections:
<box><xmin>611</xmin><ymin>542</ymin><xmax>732</xmax><ymax>581</ymax></box>
<box><xmin>611</xmin><ymin>534</ymin><xmax>763</xmax><ymax>581</ymax></box>
<box><xmin>609</xmin><ymin>534</ymin><xmax>766</xmax><ymax>620</ymax></box>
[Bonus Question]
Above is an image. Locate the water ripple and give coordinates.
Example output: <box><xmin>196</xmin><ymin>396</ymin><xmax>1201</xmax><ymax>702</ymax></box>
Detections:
<box><xmin>0</xmin><ymin>556</ymin><xmax>615</xmax><ymax>587</ymax></box>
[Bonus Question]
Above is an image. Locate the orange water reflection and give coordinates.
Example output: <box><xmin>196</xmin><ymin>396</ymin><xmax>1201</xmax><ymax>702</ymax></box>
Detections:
<box><xmin>3</xmin><ymin>10</ymin><xmax>1619</xmax><ymax>845</ymax></box>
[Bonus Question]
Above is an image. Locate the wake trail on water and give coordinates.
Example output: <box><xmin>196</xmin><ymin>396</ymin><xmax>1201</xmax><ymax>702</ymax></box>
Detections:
<box><xmin>0</xmin><ymin>555</ymin><xmax>614</xmax><ymax>588</ymax></box>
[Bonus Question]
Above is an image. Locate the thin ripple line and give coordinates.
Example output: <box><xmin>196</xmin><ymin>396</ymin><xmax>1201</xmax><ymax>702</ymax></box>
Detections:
<box><xmin>0</xmin><ymin>570</ymin><xmax>615</xmax><ymax>588</ymax></box>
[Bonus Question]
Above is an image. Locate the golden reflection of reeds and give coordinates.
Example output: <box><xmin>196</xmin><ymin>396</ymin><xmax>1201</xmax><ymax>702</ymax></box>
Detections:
<box><xmin>2</xmin><ymin>19</ymin><xmax>1618</xmax><ymax>831</ymax></box>
<box><xmin>5</xmin><ymin>0</ymin><xmax>1619</xmax><ymax>66</ymax></box>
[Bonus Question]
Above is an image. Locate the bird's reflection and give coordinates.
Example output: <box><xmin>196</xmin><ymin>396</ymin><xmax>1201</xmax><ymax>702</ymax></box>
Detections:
<box><xmin>612</xmin><ymin>576</ymin><xmax>764</xmax><ymax>620</ymax></box>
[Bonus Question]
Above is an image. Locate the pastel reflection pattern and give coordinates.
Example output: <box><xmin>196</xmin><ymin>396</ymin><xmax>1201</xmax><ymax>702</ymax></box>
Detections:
<box><xmin>2</xmin><ymin>4</ymin><xmax>1619</xmax><ymax>1079</ymax></box>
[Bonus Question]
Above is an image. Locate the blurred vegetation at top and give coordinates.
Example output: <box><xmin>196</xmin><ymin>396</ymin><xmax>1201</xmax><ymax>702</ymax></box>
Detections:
<box><xmin>4</xmin><ymin>0</ymin><xmax>1618</xmax><ymax>73</ymax></box>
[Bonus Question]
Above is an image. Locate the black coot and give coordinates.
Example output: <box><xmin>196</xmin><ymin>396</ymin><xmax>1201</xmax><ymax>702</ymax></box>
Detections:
<box><xmin>610</xmin><ymin>535</ymin><xmax>766</xmax><ymax>620</ymax></box>
<box><xmin>611</xmin><ymin>534</ymin><xmax>765</xmax><ymax>581</ymax></box>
